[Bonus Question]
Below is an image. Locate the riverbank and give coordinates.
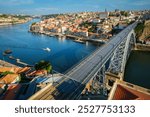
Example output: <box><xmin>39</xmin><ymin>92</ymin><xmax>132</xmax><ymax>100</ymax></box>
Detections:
<box><xmin>134</xmin><ymin>43</ymin><xmax>150</xmax><ymax>51</ymax></box>
<box><xmin>30</xmin><ymin>30</ymin><xmax>106</xmax><ymax>45</ymax></box>
<box><xmin>0</xmin><ymin>59</ymin><xmax>18</xmax><ymax>67</ymax></box>
<box><xmin>0</xmin><ymin>19</ymin><xmax>32</xmax><ymax>27</ymax></box>
<box><xmin>30</xmin><ymin>30</ymin><xmax>87</xmax><ymax>42</ymax></box>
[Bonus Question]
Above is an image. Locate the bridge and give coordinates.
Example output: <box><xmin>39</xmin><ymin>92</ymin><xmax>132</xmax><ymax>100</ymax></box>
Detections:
<box><xmin>28</xmin><ymin>22</ymin><xmax>137</xmax><ymax>100</ymax></box>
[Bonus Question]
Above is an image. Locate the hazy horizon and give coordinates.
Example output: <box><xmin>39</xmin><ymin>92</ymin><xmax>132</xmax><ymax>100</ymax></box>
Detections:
<box><xmin>0</xmin><ymin>0</ymin><xmax>150</xmax><ymax>15</ymax></box>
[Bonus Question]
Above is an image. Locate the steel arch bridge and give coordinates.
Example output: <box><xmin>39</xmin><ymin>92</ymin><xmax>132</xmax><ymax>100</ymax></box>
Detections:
<box><xmin>29</xmin><ymin>22</ymin><xmax>138</xmax><ymax>100</ymax></box>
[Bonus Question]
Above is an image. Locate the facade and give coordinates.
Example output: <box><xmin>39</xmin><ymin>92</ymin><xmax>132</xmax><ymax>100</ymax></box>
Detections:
<box><xmin>99</xmin><ymin>12</ymin><xmax>109</xmax><ymax>19</ymax></box>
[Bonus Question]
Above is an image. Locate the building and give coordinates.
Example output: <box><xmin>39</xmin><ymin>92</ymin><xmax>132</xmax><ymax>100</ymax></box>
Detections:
<box><xmin>0</xmin><ymin>67</ymin><xmax>30</xmax><ymax>74</ymax></box>
<box><xmin>0</xmin><ymin>74</ymin><xmax>20</xmax><ymax>84</ymax></box>
<box><xmin>61</xmin><ymin>26</ymin><xmax>67</xmax><ymax>34</ymax></box>
<box><xmin>1</xmin><ymin>84</ymin><xmax>21</xmax><ymax>100</ymax></box>
<box><xmin>99</xmin><ymin>10</ymin><xmax>109</xmax><ymax>20</ymax></box>
<box><xmin>27</xmin><ymin>70</ymin><xmax>47</xmax><ymax>77</ymax></box>
<box><xmin>108</xmin><ymin>80</ymin><xmax>150</xmax><ymax>100</ymax></box>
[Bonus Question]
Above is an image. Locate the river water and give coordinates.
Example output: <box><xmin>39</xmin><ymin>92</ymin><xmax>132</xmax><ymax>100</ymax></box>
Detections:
<box><xmin>124</xmin><ymin>50</ymin><xmax>150</xmax><ymax>89</ymax></box>
<box><xmin>0</xmin><ymin>19</ymin><xmax>97</xmax><ymax>73</ymax></box>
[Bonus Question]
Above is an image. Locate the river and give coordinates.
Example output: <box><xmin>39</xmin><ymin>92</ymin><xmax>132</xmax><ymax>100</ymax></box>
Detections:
<box><xmin>0</xmin><ymin>19</ymin><xmax>98</xmax><ymax>73</ymax></box>
<box><xmin>124</xmin><ymin>50</ymin><xmax>150</xmax><ymax>89</ymax></box>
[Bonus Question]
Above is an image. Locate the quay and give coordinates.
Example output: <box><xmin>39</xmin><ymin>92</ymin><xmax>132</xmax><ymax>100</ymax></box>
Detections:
<box><xmin>134</xmin><ymin>43</ymin><xmax>150</xmax><ymax>51</ymax></box>
<box><xmin>0</xmin><ymin>58</ymin><xmax>30</xmax><ymax>68</ymax></box>
<box><xmin>0</xmin><ymin>60</ymin><xmax>18</xmax><ymax>67</ymax></box>
<box><xmin>16</xmin><ymin>59</ymin><xmax>29</xmax><ymax>66</ymax></box>
<box><xmin>31</xmin><ymin>30</ymin><xmax>106</xmax><ymax>44</ymax></box>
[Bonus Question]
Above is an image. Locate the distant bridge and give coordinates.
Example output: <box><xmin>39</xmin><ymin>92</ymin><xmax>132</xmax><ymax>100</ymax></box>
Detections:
<box><xmin>29</xmin><ymin>22</ymin><xmax>137</xmax><ymax>100</ymax></box>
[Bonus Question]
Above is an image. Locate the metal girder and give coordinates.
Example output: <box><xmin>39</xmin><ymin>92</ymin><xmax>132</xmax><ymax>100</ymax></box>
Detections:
<box><xmin>91</xmin><ymin>65</ymin><xmax>108</xmax><ymax>95</ymax></box>
<box><xmin>108</xmin><ymin>29</ymin><xmax>136</xmax><ymax>75</ymax></box>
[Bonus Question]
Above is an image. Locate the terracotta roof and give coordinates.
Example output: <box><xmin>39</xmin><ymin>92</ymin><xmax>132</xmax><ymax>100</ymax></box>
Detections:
<box><xmin>17</xmin><ymin>67</ymin><xmax>30</xmax><ymax>74</ymax></box>
<box><xmin>112</xmin><ymin>84</ymin><xmax>150</xmax><ymax>100</ymax></box>
<box><xmin>0</xmin><ymin>74</ymin><xmax>19</xmax><ymax>84</ymax></box>
<box><xmin>0</xmin><ymin>67</ymin><xmax>30</xmax><ymax>74</ymax></box>
<box><xmin>28</xmin><ymin>70</ymin><xmax>47</xmax><ymax>76</ymax></box>
<box><xmin>0</xmin><ymin>67</ymin><xmax>14</xmax><ymax>73</ymax></box>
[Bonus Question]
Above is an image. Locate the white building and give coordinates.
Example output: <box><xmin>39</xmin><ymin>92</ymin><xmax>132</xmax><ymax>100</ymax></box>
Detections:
<box><xmin>61</xmin><ymin>26</ymin><xmax>67</xmax><ymax>34</ymax></box>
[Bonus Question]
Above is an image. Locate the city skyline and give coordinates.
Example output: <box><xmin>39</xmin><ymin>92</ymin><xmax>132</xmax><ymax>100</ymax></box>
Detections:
<box><xmin>0</xmin><ymin>0</ymin><xmax>150</xmax><ymax>15</ymax></box>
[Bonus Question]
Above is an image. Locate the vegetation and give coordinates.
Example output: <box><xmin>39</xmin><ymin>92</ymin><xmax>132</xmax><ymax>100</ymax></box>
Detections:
<box><xmin>79</xmin><ymin>21</ymin><xmax>97</xmax><ymax>33</ymax></box>
<box><xmin>0</xmin><ymin>71</ymin><xmax>14</xmax><ymax>78</ymax></box>
<box><xmin>0</xmin><ymin>14</ymin><xmax>30</xmax><ymax>19</ymax></box>
<box><xmin>134</xmin><ymin>22</ymin><xmax>145</xmax><ymax>39</ymax></box>
<box><xmin>42</xmin><ymin>14</ymin><xmax>63</xmax><ymax>19</ymax></box>
<box><xmin>19</xmin><ymin>73</ymin><xmax>31</xmax><ymax>83</ymax></box>
<box><xmin>31</xmin><ymin>22</ymin><xmax>36</xmax><ymax>26</ymax></box>
<box><xmin>0</xmin><ymin>14</ymin><xmax>9</xmax><ymax>18</ymax></box>
<box><xmin>120</xmin><ymin>11</ymin><xmax>129</xmax><ymax>17</ymax></box>
<box><xmin>34</xmin><ymin>60</ymin><xmax>52</xmax><ymax>73</ymax></box>
<box><xmin>109</xmin><ymin>12</ymin><xmax>115</xmax><ymax>16</ymax></box>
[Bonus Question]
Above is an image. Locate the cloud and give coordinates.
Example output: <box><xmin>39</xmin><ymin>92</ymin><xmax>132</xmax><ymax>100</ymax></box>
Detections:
<box><xmin>0</xmin><ymin>0</ymin><xmax>34</xmax><ymax>6</ymax></box>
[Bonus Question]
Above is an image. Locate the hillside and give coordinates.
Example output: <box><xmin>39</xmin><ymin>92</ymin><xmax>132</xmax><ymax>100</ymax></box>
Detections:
<box><xmin>135</xmin><ymin>20</ymin><xmax>150</xmax><ymax>42</ymax></box>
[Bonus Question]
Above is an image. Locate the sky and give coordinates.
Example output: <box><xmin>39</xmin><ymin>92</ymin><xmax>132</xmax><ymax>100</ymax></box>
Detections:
<box><xmin>0</xmin><ymin>0</ymin><xmax>150</xmax><ymax>15</ymax></box>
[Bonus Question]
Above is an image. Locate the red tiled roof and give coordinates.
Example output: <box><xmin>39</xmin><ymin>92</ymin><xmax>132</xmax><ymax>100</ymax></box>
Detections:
<box><xmin>27</xmin><ymin>70</ymin><xmax>47</xmax><ymax>76</ymax></box>
<box><xmin>17</xmin><ymin>67</ymin><xmax>30</xmax><ymax>74</ymax></box>
<box><xmin>112</xmin><ymin>85</ymin><xmax>150</xmax><ymax>100</ymax></box>
<box><xmin>0</xmin><ymin>67</ymin><xmax>30</xmax><ymax>74</ymax></box>
<box><xmin>0</xmin><ymin>74</ymin><xmax>19</xmax><ymax>84</ymax></box>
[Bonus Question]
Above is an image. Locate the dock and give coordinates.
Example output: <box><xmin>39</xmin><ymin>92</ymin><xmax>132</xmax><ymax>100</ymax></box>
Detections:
<box><xmin>16</xmin><ymin>59</ymin><xmax>29</xmax><ymax>66</ymax></box>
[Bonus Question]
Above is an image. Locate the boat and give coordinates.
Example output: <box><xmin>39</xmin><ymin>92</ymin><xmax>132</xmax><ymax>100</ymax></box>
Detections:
<box><xmin>43</xmin><ymin>47</ymin><xmax>51</xmax><ymax>52</ymax></box>
<box><xmin>4</xmin><ymin>49</ymin><xmax>12</xmax><ymax>54</ymax></box>
<box><xmin>9</xmin><ymin>56</ymin><xmax>15</xmax><ymax>60</ymax></box>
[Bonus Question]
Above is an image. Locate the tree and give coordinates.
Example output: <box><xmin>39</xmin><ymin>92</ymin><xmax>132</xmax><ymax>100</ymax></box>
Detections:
<box><xmin>120</xmin><ymin>11</ymin><xmax>129</xmax><ymax>17</ymax></box>
<box><xmin>0</xmin><ymin>71</ymin><xmax>14</xmax><ymax>78</ymax></box>
<box><xmin>34</xmin><ymin>60</ymin><xmax>52</xmax><ymax>73</ymax></box>
<box><xmin>31</xmin><ymin>22</ymin><xmax>36</xmax><ymax>26</ymax></box>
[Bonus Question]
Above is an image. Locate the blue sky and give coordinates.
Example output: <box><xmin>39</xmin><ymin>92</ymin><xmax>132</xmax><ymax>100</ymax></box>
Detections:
<box><xmin>0</xmin><ymin>0</ymin><xmax>150</xmax><ymax>15</ymax></box>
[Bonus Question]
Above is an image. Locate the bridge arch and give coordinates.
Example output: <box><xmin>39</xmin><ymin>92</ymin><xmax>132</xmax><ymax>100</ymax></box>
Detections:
<box><xmin>108</xmin><ymin>29</ymin><xmax>136</xmax><ymax>78</ymax></box>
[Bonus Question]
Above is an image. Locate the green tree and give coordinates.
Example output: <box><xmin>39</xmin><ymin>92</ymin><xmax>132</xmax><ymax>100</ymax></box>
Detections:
<box><xmin>34</xmin><ymin>60</ymin><xmax>52</xmax><ymax>73</ymax></box>
<box><xmin>31</xmin><ymin>22</ymin><xmax>36</xmax><ymax>26</ymax></box>
<box><xmin>0</xmin><ymin>71</ymin><xmax>14</xmax><ymax>78</ymax></box>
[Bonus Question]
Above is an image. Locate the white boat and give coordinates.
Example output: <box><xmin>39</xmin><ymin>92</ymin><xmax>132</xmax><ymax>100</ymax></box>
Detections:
<box><xmin>43</xmin><ymin>47</ymin><xmax>51</xmax><ymax>52</ymax></box>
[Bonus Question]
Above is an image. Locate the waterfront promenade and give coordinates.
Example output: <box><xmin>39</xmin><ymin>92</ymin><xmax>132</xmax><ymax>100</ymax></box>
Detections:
<box><xmin>0</xmin><ymin>60</ymin><xmax>18</xmax><ymax>67</ymax></box>
<box><xmin>31</xmin><ymin>30</ymin><xmax>107</xmax><ymax>44</ymax></box>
